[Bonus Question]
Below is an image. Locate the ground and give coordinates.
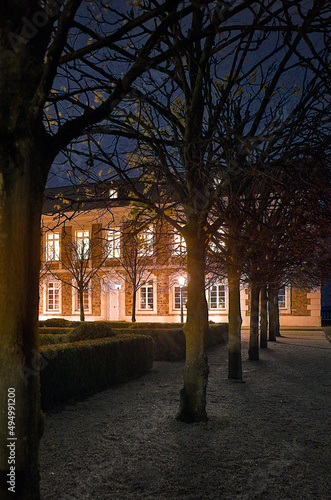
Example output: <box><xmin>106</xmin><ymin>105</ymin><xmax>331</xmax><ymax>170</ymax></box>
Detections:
<box><xmin>40</xmin><ymin>328</ymin><xmax>331</xmax><ymax>499</ymax></box>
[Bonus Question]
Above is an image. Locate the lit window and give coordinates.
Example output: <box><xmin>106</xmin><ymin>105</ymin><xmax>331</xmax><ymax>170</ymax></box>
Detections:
<box><xmin>140</xmin><ymin>281</ymin><xmax>154</xmax><ymax>309</ymax></box>
<box><xmin>138</xmin><ymin>228</ymin><xmax>153</xmax><ymax>256</ymax></box>
<box><xmin>46</xmin><ymin>282</ymin><xmax>60</xmax><ymax>311</ymax></box>
<box><xmin>107</xmin><ymin>230</ymin><xmax>121</xmax><ymax>258</ymax></box>
<box><xmin>75</xmin><ymin>288</ymin><xmax>90</xmax><ymax>312</ymax></box>
<box><xmin>75</xmin><ymin>230</ymin><xmax>89</xmax><ymax>259</ymax></box>
<box><xmin>46</xmin><ymin>232</ymin><xmax>60</xmax><ymax>261</ymax></box>
<box><xmin>208</xmin><ymin>284</ymin><xmax>226</xmax><ymax>309</ymax></box>
<box><xmin>173</xmin><ymin>231</ymin><xmax>186</xmax><ymax>256</ymax></box>
<box><xmin>174</xmin><ymin>285</ymin><xmax>188</xmax><ymax>309</ymax></box>
<box><xmin>278</xmin><ymin>287</ymin><xmax>286</xmax><ymax>308</ymax></box>
<box><xmin>109</xmin><ymin>189</ymin><xmax>118</xmax><ymax>199</ymax></box>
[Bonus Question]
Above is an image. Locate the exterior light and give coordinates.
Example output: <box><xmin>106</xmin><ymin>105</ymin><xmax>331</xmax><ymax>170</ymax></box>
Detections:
<box><xmin>178</xmin><ymin>276</ymin><xmax>185</xmax><ymax>287</ymax></box>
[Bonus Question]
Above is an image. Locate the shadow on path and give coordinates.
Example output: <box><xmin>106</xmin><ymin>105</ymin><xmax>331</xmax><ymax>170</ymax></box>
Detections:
<box><xmin>40</xmin><ymin>329</ymin><xmax>331</xmax><ymax>500</ymax></box>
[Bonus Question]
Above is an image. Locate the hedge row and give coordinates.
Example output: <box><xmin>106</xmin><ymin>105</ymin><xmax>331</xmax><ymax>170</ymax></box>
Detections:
<box><xmin>208</xmin><ymin>324</ymin><xmax>229</xmax><ymax>348</ymax></box>
<box><xmin>39</xmin><ymin>333</ymin><xmax>70</xmax><ymax>346</ymax></box>
<box><xmin>39</xmin><ymin>318</ymin><xmax>131</xmax><ymax>328</ymax></box>
<box><xmin>65</xmin><ymin>321</ymin><xmax>117</xmax><ymax>342</ymax></box>
<box><xmin>128</xmin><ymin>322</ymin><xmax>184</xmax><ymax>330</ymax></box>
<box><xmin>39</xmin><ymin>318</ymin><xmax>81</xmax><ymax>328</ymax></box>
<box><xmin>40</xmin><ymin>334</ymin><xmax>154</xmax><ymax>410</ymax></box>
<box><xmin>39</xmin><ymin>327</ymin><xmax>74</xmax><ymax>336</ymax></box>
<box><xmin>112</xmin><ymin>323</ymin><xmax>228</xmax><ymax>361</ymax></box>
<box><xmin>39</xmin><ymin>322</ymin><xmax>229</xmax><ymax>360</ymax></box>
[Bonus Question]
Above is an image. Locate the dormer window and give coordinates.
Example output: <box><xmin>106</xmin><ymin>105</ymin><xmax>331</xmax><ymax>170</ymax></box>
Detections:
<box><xmin>46</xmin><ymin>232</ymin><xmax>60</xmax><ymax>261</ymax></box>
<box><xmin>109</xmin><ymin>189</ymin><xmax>118</xmax><ymax>199</ymax></box>
<box><xmin>138</xmin><ymin>227</ymin><xmax>154</xmax><ymax>257</ymax></box>
<box><xmin>75</xmin><ymin>230</ymin><xmax>90</xmax><ymax>260</ymax></box>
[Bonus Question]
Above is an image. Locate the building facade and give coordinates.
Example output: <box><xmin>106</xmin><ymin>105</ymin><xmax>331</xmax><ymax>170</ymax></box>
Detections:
<box><xmin>39</xmin><ymin>186</ymin><xmax>321</xmax><ymax>327</ymax></box>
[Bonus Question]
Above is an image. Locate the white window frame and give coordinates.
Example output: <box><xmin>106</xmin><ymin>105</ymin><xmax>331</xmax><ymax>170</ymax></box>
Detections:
<box><xmin>73</xmin><ymin>287</ymin><xmax>91</xmax><ymax>314</ymax></box>
<box><xmin>278</xmin><ymin>286</ymin><xmax>286</xmax><ymax>309</ymax></box>
<box><xmin>173</xmin><ymin>231</ymin><xmax>186</xmax><ymax>256</ymax></box>
<box><xmin>137</xmin><ymin>227</ymin><xmax>154</xmax><ymax>257</ymax></box>
<box><xmin>138</xmin><ymin>280</ymin><xmax>156</xmax><ymax>312</ymax></box>
<box><xmin>276</xmin><ymin>285</ymin><xmax>292</xmax><ymax>313</ymax></box>
<box><xmin>45</xmin><ymin>281</ymin><xmax>61</xmax><ymax>313</ymax></box>
<box><xmin>208</xmin><ymin>283</ymin><xmax>227</xmax><ymax>310</ymax></box>
<box><xmin>173</xmin><ymin>284</ymin><xmax>188</xmax><ymax>310</ymax></box>
<box><xmin>107</xmin><ymin>229</ymin><xmax>121</xmax><ymax>258</ymax></box>
<box><xmin>75</xmin><ymin>230</ymin><xmax>90</xmax><ymax>260</ymax></box>
<box><xmin>46</xmin><ymin>232</ymin><xmax>60</xmax><ymax>261</ymax></box>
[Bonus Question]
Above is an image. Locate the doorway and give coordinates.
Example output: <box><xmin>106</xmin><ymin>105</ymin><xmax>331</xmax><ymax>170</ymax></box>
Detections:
<box><xmin>108</xmin><ymin>283</ymin><xmax>121</xmax><ymax>321</ymax></box>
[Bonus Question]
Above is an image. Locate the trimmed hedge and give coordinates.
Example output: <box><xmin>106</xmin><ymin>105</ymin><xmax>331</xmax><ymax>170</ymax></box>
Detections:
<box><xmin>39</xmin><ymin>318</ymin><xmax>81</xmax><ymax>328</ymax></box>
<box><xmin>39</xmin><ymin>321</ymin><xmax>228</xmax><ymax>359</ymax></box>
<box><xmin>208</xmin><ymin>324</ymin><xmax>229</xmax><ymax>347</ymax></box>
<box><xmin>39</xmin><ymin>327</ymin><xmax>74</xmax><ymax>336</ymax></box>
<box><xmin>129</xmin><ymin>322</ymin><xmax>185</xmax><ymax>330</ymax></box>
<box><xmin>66</xmin><ymin>321</ymin><xmax>117</xmax><ymax>342</ymax></box>
<box><xmin>112</xmin><ymin>323</ymin><xmax>228</xmax><ymax>361</ymax></box>
<box><xmin>39</xmin><ymin>333</ymin><xmax>70</xmax><ymax>346</ymax></box>
<box><xmin>106</xmin><ymin>321</ymin><xmax>131</xmax><ymax>329</ymax></box>
<box><xmin>40</xmin><ymin>334</ymin><xmax>154</xmax><ymax>410</ymax></box>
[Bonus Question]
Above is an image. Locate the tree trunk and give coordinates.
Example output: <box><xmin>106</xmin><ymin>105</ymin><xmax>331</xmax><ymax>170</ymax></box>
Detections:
<box><xmin>227</xmin><ymin>265</ymin><xmax>243</xmax><ymax>380</ymax></box>
<box><xmin>177</xmin><ymin>227</ymin><xmax>208</xmax><ymax>423</ymax></box>
<box><xmin>131</xmin><ymin>286</ymin><xmax>137</xmax><ymax>323</ymax></box>
<box><xmin>275</xmin><ymin>293</ymin><xmax>281</xmax><ymax>337</ymax></box>
<box><xmin>248</xmin><ymin>282</ymin><xmax>260</xmax><ymax>360</ymax></box>
<box><xmin>0</xmin><ymin>166</ymin><xmax>48</xmax><ymax>499</ymax></box>
<box><xmin>260</xmin><ymin>285</ymin><xmax>268</xmax><ymax>348</ymax></box>
<box><xmin>79</xmin><ymin>288</ymin><xmax>85</xmax><ymax>322</ymax></box>
<box><xmin>268</xmin><ymin>287</ymin><xmax>279</xmax><ymax>341</ymax></box>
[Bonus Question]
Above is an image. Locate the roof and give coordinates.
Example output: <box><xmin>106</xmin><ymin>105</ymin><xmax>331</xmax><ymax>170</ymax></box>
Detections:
<box><xmin>43</xmin><ymin>181</ymin><xmax>131</xmax><ymax>215</ymax></box>
<box><xmin>43</xmin><ymin>177</ymin><xmax>178</xmax><ymax>215</ymax></box>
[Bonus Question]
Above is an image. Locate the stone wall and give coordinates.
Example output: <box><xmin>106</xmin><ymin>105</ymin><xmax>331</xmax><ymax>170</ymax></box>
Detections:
<box><xmin>291</xmin><ymin>288</ymin><xmax>310</xmax><ymax>316</ymax></box>
<box><xmin>91</xmin><ymin>279</ymin><xmax>101</xmax><ymax>316</ymax></box>
<box><xmin>125</xmin><ymin>281</ymin><xmax>133</xmax><ymax>318</ymax></box>
<box><xmin>155</xmin><ymin>270</ymin><xmax>171</xmax><ymax>316</ymax></box>
<box><xmin>61</xmin><ymin>279</ymin><xmax>72</xmax><ymax>316</ymax></box>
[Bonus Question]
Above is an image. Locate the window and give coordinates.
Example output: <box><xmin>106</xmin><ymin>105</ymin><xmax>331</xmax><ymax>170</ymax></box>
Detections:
<box><xmin>75</xmin><ymin>230</ymin><xmax>89</xmax><ymax>260</ymax></box>
<box><xmin>107</xmin><ymin>230</ymin><xmax>121</xmax><ymax>258</ymax></box>
<box><xmin>46</xmin><ymin>282</ymin><xmax>60</xmax><ymax>311</ymax></box>
<box><xmin>278</xmin><ymin>286</ymin><xmax>286</xmax><ymax>308</ymax></box>
<box><xmin>46</xmin><ymin>232</ymin><xmax>60</xmax><ymax>261</ymax></box>
<box><xmin>174</xmin><ymin>286</ymin><xmax>188</xmax><ymax>309</ymax></box>
<box><xmin>109</xmin><ymin>188</ymin><xmax>118</xmax><ymax>199</ymax></box>
<box><xmin>138</xmin><ymin>228</ymin><xmax>153</xmax><ymax>256</ymax></box>
<box><xmin>74</xmin><ymin>288</ymin><xmax>90</xmax><ymax>312</ymax></box>
<box><xmin>173</xmin><ymin>231</ymin><xmax>186</xmax><ymax>256</ymax></box>
<box><xmin>139</xmin><ymin>281</ymin><xmax>154</xmax><ymax>310</ymax></box>
<box><xmin>208</xmin><ymin>284</ymin><xmax>226</xmax><ymax>309</ymax></box>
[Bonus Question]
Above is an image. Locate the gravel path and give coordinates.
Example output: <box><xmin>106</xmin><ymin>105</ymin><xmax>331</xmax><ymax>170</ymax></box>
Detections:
<box><xmin>40</xmin><ymin>329</ymin><xmax>331</xmax><ymax>500</ymax></box>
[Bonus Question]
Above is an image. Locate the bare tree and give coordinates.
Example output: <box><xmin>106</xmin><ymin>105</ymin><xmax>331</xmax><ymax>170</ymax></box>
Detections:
<box><xmin>1</xmin><ymin>1</ymin><xmax>330</xmax><ymax>494</ymax></box>
<box><xmin>85</xmin><ymin>2</ymin><xmax>330</xmax><ymax>409</ymax></box>
<box><xmin>0</xmin><ymin>2</ymin><xmax>204</xmax><ymax>496</ymax></box>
